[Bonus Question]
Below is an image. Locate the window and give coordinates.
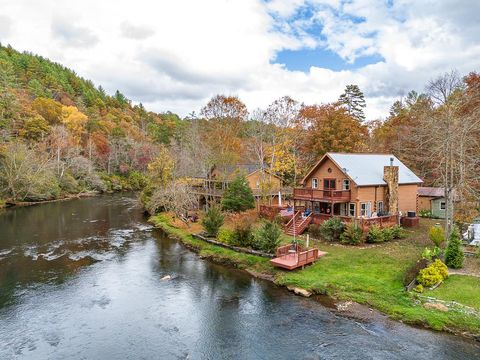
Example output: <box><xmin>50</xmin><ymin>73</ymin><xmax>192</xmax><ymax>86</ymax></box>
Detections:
<box><xmin>256</xmin><ymin>181</ymin><xmax>260</xmax><ymax>189</ymax></box>
<box><xmin>349</xmin><ymin>203</ymin><xmax>356</xmax><ymax>217</ymax></box>
<box><xmin>312</xmin><ymin>178</ymin><xmax>318</xmax><ymax>189</ymax></box>
<box><xmin>340</xmin><ymin>203</ymin><xmax>347</xmax><ymax>216</ymax></box>
<box><xmin>343</xmin><ymin>179</ymin><xmax>350</xmax><ymax>190</ymax></box>
<box><xmin>440</xmin><ymin>201</ymin><xmax>446</xmax><ymax>210</ymax></box>
<box><xmin>324</xmin><ymin>179</ymin><xmax>336</xmax><ymax>189</ymax></box>
<box><xmin>313</xmin><ymin>202</ymin><xmax>320</xmax><ymax>213</ymax></box>
<box><xmin>377</xmin><ymin>201</ymin><xmax>384</xmax><ymax>214</ymax></box>
<box><xmin>360</xmin><ymin>202</ymin><xmax>371</xmax><ymax>217</ymax></box>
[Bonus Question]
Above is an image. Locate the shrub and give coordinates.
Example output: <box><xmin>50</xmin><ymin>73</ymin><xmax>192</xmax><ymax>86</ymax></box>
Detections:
<box><xmin>445</xmin><ymin>226</ymin><xmax>464</xmax><ymax>269</ymax></box>
<box><xmin>417</xmin><ymin>259</ymin><xmax>448</xmax><ymax>287</ymax></box>
<box><xmin>366</xmin><ymin>225</ymin><xmax>384</xmax><ymax>243</ymax></box>
<box><xmin>421</xmin><ymin>247</ymin><xmax>441</xmax><ymax>261</ymax></box>
<box><xmin>429</xmin><ymin>226</ymin><xmax>445</xmax><ymax>248</ymax></box>
<box><xmin>390</xmin><ymin>225</ymin><xmax>405</xmax><ymax>239</ymax></box>
<box><xmin>319</xmin><ymin>217</ymin><xmax>345</xmax><ymax>242</ymax></box>
<box><xmin>308</xmin><ymin>224</ymin><xmax>322</xmax><ymax>239</ymax></box>
<box><xmin>431</xmin><ymin>259</ymin><xmax>449</xmax><ymax>279</ymax></box>
<box><xmin>221</xmin><ymin>175</ymin><xmax>255</xmax><ymax>212</ymax></box>
<box><xmin>202</xmin><ymin>206</ymin><xmax>224</xmax><ymax>237</ymax></box>
<box><xmin>255</xmin><ymin>220</ymin><xmax>282</xmax><ymax>253</ymax></box>
<box><xmin>419</xmin><ymin>209</ymin><xmax>433</xmax><ymax>218</ymax></box>
<box><xmin>231</xmin><ymin>216</ymin><xmax>254</xmax><ymax>247</ymax></box>
<box><xmin>217</xmin><ymin>228</ymin><xmax>234</xmax><ymax>244</ymax></box>
<box><xmin>340</xmin><ymin>224</ymin><xmax>363</xmax><ymax>245</ymax></box>
<box><xmin>413</xmin><ymin>284</ymin><xmax>424</xmax><ymax>293</ymax></box>
<box><xmin>128</xmin><ymin>171</ymin><xmax>147</xmax><ymax>190</ymax></box>
<box><xmin>382</xmin><ymin>227</ymin><xmax>395</xmax><ymax>242</ymax></box>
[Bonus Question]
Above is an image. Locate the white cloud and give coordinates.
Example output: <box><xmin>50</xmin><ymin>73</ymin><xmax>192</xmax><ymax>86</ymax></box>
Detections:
<box><xmin>0</xmin><ymin>0</ymin><xmax>479</xmax><ymax>120</ymax></box>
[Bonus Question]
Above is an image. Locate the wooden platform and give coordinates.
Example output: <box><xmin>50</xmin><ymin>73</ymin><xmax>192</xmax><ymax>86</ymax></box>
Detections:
<box><xmin>270</xmin><ymin>245</ymin><xmax>326</xmax><ymax>270</ymax></box>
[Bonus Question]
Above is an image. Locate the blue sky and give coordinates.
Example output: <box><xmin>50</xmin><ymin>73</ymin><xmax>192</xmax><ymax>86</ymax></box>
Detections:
<box><xmin>273</xmin><ymin>48</ymin><xmax>385</xmax><ymax>72</ymax></box>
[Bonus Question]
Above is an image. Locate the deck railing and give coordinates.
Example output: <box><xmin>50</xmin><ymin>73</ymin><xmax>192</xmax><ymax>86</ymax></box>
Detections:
<box><xmin>293</xmin><ymin>188</ymin><xmax>351</xmax><ymax>202</ymax></box>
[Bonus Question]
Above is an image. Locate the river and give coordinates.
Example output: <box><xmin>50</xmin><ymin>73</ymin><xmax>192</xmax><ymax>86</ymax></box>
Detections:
<box><xmin>0</xmin><ymin>194</ymin><xmax>479</xmax><ymax>359</ymax></box>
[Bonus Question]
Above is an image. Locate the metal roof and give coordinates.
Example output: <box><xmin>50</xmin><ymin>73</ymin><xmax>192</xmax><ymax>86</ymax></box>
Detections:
<box><xmin>418</xmin><ymin>187</ymin><xmax>444</xmax><ymax>197</ymax></box>
<box><xmin>327</xmin><ymin>153</ymin><xmax>423</xmax><ymax>186</ymax></box>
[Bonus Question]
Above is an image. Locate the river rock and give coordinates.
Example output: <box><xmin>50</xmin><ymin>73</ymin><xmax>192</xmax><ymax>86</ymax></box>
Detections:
<box><xmin>423</xmin><ymin>302</ymin><xmax>448</xmax><ymax>312</ymax></box>
<box><xmin>161</xmin><ymin>275</ymin><xmax>172</xmax><ymax>281</ymax></box>
<box><xmin>287</xmin><ymin>286</ymin><xmax>312</xmax><ymax>297</ymax></box>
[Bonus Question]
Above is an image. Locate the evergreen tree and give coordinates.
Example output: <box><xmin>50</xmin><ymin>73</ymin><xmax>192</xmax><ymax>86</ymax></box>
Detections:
<box><xmin>221</xmin><ymin>174</ymin><xmax>255</xmax><ymax>212</ymax></box>
<box><xmin>338</xmin><ymin>84</ymin><xmax>366</xmax><ymax>122</ymax></box>
<box><xmin>444</xmin><ymin>226</ymin><xmax>464</xmax><ymax>269</ymax></box>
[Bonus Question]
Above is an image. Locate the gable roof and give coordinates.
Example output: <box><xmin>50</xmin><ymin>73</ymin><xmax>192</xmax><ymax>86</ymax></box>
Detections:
<box><xmin>302</xmin><ymin>153</ymin><xmax>423</xmax><ymax>186</ymax></box>
<box><xmin>418</xmin><ymin>187</ymin><xmax>445</xmax><ymax>197</ymax></box>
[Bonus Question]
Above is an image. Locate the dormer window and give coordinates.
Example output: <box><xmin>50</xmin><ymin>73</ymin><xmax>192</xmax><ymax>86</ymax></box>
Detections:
<box><xmin>312</xmin><ymin>178</ymin><xmax>318</xmax><ymax>189</ymax></box>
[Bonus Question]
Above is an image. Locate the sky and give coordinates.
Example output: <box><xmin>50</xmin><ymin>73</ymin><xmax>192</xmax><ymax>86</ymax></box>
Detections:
<box><xmin>0</xmin><ymin>0</ymin><xmax>479</xmax><ymax>120</ymax></box>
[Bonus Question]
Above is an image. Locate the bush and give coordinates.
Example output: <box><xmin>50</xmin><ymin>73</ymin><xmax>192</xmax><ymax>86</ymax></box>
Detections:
<box><xmin>390</xmin><ymin>225</ymin><xmax>405</xmax><ymax>239</ymax></box>
<box><xmin>382</xmin><ymin>227</ymin><xmax>395</xmax><ymax>242</ymax></box>
<box><xmin>231</xmin><ymin>216</ymin><xmax>254</xmax><ymax>247</ymax></box>
<box><xmin>128</xmin><ymin>171</ymin><xmax>147</xmax><ymax>190</ymax></box>
<box><xmin>429</xmin><ymin>226</ymin><xmax>445</xmax><ymax>248</ymax></box>
<box><xmin>421</xmin><ymin>247</ymin><xmax>441</xmax><ymax>261</ymax></box>
<box><xmin>202</xmin><ymin>206</ymin><xmax>224</xmax><ymax>237</ymax></box>
<box><xmin>413</xmin><ymin>284</ymin><xmax>424</xmax><ymax>293</ymax></box>
<box><xmin>221</xmin><ymin>175</ymin><xmax>255</xmax><ymax>212</ymax></box>
<box><xmin>340</xmin><ymin>224</ymin><xmax>363</xmax><ymax>245</ymax></box>
<box><xmin>445</xmin><ymin>226</ymin><xmax>464</xmax><ymax>269</ymax></box>
<box><xmin>431</xmin><ymin>258</ymin><xmax>449</xmax><ymax>279</ymax></box>
<box><xmin>417</xmin><ymin>260</ymin><xmax>444</xmax><ymax>287</ymax></box>
<box><xmin>255</xmin><ymin>220</ymin><xmax>282</xmax><ymax>253</ymax></box>
<box><xmin>366</xmin><ymin>225</ymin><xmax>384</xmax><ymax>243</ymax></box>
<box><xmin>319</xmin><ymin>217</ymin><xmax>345</xmax><ymax>242</ymax></box>
<box><xmin>308</xmin><ymin>224</ymin><xmax>322</xmax><ymax>239</ymax></box>
<box><xmin>419</xmin><ymin>209</ymin><xmax>433</xmax><ymax>218</ymax></box>
<box><xmin>217</xmin><ymin>228</ymin><xmax>234</xmax><ymax>244</ymax></box>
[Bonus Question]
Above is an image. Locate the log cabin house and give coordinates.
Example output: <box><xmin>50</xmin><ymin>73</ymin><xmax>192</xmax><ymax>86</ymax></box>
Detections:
<box><xmin>283</xmin><ymin>153</ymin><xmax>423</xmax><ymax>235</ymax></box>
<box><xmin>191</xmin><ymin>164</ymin><xmax>292</xmax><ymax>208</ymax></box>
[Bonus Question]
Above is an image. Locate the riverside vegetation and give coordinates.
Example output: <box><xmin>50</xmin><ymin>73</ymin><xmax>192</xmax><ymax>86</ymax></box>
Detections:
<box><xmin>150</xmin><ymin>213</ymin><xmax>480</xmax><ymax>337</ymax></box>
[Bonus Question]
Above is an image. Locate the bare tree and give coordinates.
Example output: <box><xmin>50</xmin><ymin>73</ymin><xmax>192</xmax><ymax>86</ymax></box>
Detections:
<box><xmin>148</xmin><ymin>181</ymin><xmax>199</xmax><ymax>222</ymax></box>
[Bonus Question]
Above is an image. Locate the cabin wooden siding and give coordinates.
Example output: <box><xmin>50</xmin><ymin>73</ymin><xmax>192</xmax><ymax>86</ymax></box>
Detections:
<box><xmin>418</xmin><ymin>196</ymin><xmax>434</xmax><ymax>212</ymax></box>
<box><xmin>398</xmin><ymin>184</ymin><xmax>418</xmax><ymax>214</ymax></box>
<box><xmin>302</xmin><ymin>157</ymin><xmax>349</xmax><ymax>190</ymax></box>
<box><xmin>247</xmin><ymin>170</ymin><xmax>282</xmax><ymax>191</ymax></box>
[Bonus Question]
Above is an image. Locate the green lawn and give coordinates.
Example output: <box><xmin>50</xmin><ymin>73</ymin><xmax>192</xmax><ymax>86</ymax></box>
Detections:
<box><xmin>429</xmin><ymin>275</ymin><xmax>480</xmax><ymax>310</ymax></box>
<box><xmin>151</xmin><ymin>214</ymin><xmax>480</xmax><ymax>336</ymax></box>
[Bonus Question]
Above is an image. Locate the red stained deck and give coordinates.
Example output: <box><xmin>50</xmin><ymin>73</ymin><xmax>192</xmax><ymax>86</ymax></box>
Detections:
<box><xmin>270</xmin><ymin>245</ymin><xmax>326</xmax><ymax>270</ymax></box>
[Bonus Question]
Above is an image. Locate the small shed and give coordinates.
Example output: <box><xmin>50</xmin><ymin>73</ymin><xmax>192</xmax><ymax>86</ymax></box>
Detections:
<box><xmin>418</xmin><ymin>187</ymin><xmax>446</xmax><ymax>218</ymax></box>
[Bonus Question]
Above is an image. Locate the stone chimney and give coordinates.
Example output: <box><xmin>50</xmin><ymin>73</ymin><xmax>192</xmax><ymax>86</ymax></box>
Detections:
<box><xmin>384</xmin><ymin>157</ymin><xmax>399</xmax><ymax>215</ymax></box>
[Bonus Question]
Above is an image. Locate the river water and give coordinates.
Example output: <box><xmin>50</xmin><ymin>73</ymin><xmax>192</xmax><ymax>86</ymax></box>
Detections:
<box><xmin>0</xmin><ymin>194</ymin><xmax>479</xmax><ymax>359</ymax></box>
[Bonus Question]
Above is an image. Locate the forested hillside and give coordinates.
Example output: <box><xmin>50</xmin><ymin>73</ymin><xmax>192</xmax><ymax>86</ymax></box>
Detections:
<box><xmin>1</xmin><ymin>44</ymin><xmax>479</xmax><ymax>224</ymax></box>
<box><xmin>0</xmin><ymin>44</ymin><xmax>183</xmax><ymax>203</ymax></box>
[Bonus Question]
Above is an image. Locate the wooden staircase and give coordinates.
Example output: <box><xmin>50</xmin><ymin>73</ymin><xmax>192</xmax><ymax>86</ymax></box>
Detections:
<box><xmin>284</xmin><ymin>211</ymin><xmax>312</xmax><ymax>236</ymax></box>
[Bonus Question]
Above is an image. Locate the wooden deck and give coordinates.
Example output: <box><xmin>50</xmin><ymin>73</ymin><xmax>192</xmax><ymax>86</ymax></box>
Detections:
<box><xmin>270</xmin><ymin>244</ymin><xmax>326</xmax><ymax>270</ymax></box>
<box><xmin>293</xmin><ymin>188</ymin><xmax>351</xmax><ymax>202</ymax></box>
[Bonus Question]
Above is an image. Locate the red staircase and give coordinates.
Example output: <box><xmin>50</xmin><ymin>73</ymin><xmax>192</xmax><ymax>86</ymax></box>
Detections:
<box><xmin>284</xmin><ymin>211</ymin><xmax>312</xmax><ymax>236</ymax></box>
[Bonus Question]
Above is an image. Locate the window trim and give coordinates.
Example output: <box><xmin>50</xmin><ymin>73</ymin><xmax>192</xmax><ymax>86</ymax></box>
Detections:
<box><xmin>377</xmin><ymin>201</ymin><xmax>384</xmax><ymax>213</ymax></box>
<box><xmin>342</xmin><ymin>179</ymin><xmax>350</xmax><ymax>190</ymax></box>
<box><xmin>360</xmin><ymin>202</ymin><xmax>371</xmax><ymax>217</ymax></box>
<box><xmin>348</xmin><ymin>203</ymin><xmax>356</xmax><ymax>217</ymax></box>
<box><xmin>323</xmin><ymin>178</ymin><xmax>336</xmax><ymax>190</ymax></box>
<box><xmin>312</xmin><ymin>178</ymin><xmax>318</xmax><ymax>189</ymax></box>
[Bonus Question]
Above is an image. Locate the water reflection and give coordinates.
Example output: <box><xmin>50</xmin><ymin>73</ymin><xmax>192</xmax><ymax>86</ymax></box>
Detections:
<box><xmin>0</xmin><ymin>194</ymin><xmax>479</xmax><ymax>359</ymax></box>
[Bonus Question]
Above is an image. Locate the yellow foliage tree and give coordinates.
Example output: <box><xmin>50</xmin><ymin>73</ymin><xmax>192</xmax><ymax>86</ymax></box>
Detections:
<box><xmin>61</xmin><ymin>106</ymin><xmax>88</xmax><ymax>145</ymax></box>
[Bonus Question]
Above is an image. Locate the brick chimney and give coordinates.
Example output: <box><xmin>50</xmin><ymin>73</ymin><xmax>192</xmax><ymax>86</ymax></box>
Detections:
<box><xmin>384</xmin><ymin>157</ymin><xmax>399</xmax><ymax>215</ymax></box>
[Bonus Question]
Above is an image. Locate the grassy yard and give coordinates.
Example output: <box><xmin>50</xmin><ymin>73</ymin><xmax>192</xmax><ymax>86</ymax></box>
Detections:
<box><xmin>150</xmin><ymin>214</ymin><xmax>480</xmax><ymax>336</ymax></box>
<box><xmin>429</xmin><ymin>275</ymin><xmax>480</xmax><ymax>310</ymax></box>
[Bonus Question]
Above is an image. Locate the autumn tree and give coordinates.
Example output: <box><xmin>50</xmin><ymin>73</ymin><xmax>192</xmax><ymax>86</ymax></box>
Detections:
<box><xmin>200</xmin><ymin>95</ymin><xmax>247</xmax><ymax>168</ymax></box>
<box><xmin>32</xmin><ymin>98</ymin><xmax>63</xmax><ymax>124</ymax></box>
<box><xmin>298</xmin><ymin>104</ymin><xmax>368</xmax><ymax>162</ymax></box>
<box><xmin>338</xmin><ymin>84</ymin><xmax>366</xmax><ymax>122</ymax></box>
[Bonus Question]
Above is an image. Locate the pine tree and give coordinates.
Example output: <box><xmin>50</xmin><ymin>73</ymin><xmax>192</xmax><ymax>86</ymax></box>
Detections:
<box><xmin>221</xmin><ymin>174</ymin><xmax>255</xmax><ymax>212</ymax></box>
<box><xmin>444</xmin><ymin>226</ymin><xmax>464</xmax><ymax>269</ymax></box>
<box><xmin>338</xmin><ymin>84</ymin><xmax>366</xmax><ymax>122</ymax></box>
